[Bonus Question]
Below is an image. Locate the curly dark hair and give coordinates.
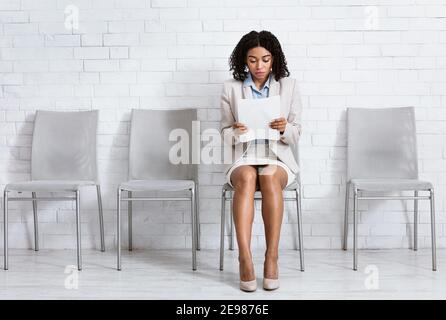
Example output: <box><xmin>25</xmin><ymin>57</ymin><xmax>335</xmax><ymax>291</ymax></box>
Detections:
<box><xmin>229</xmin><ymin>30</ymin><xmax>290</xmax><ymax>82</ymax></box>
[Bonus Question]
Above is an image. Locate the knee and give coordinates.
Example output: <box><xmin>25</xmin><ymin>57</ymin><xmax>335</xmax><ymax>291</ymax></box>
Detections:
<box><xmin>233</xmin><ymin>170</ymin><xmax>257</xmax><ymax>191</ymax></box>
<box><xmin>259</xmin><ymin>174</ymin><xmax>282</xmax><ymax>192</ymax></box>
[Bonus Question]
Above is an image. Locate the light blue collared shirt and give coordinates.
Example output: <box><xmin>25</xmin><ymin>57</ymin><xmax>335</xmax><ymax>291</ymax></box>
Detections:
<box><xmin>243</xmin><ymin>72</ymin><xmax>272</xmax><ymax>99</ymax></box>
<box><xmin>243</xmin><ymin>72</ymin><xmax>273</xmax><ymax>145</ymax></box>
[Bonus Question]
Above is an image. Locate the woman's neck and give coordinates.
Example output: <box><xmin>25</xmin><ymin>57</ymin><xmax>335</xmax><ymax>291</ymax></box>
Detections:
<box><xmin>252</xmin><ymin>73</ymin><xmax>269</xmax><ymax>91</ymax></box>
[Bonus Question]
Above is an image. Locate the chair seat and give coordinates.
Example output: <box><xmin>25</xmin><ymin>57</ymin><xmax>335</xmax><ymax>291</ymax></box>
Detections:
<box><xmin>5</xmin><ymin>180</ymin><xmax>96</xmax><ymax>192</ymax></box>
<box><xmin>120</xmin><ymin>179</ymin><xmax>195</xmax><ymax>192</ymax></box>
<box><xmin>222</xmin><ymin>179</ymin><xmax>300</xmax><ymax>191</ymax></box>
<box><xmin>350</xmin><ymin>178</ymin><xmax>433</xmax><ymax>191</ymax></box>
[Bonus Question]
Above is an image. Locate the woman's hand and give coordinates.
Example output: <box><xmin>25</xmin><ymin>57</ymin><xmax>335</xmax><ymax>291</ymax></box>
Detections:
<box><xmin>232</xmin><ymin>122</ymin><xmax>248</xmax><ymax>135</ymax></box>
<box><xmin>270</xmin><ymin>117</ymin><xmax>287</xmax><ymax>134</ymax></box>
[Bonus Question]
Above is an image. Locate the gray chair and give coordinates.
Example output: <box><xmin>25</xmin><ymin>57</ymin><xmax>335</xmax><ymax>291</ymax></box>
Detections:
<box><xmin>3</xmin><ymin>110</ymin><xmax>105</xmax><ymax>271</ymax></box>
<box><xmin>117</xmin><ymin>109</ymin><xmax>200</xmax><ymax>271</ymax></box>
<box><xmin>343</xmin><ymin>107</ymin><xmax>437</xmax><ymax>271</ymax></box>
<box><xmin>219</xmin><ymin>142</ymin><xmax>304</xmax><ymax>272</ymax></box>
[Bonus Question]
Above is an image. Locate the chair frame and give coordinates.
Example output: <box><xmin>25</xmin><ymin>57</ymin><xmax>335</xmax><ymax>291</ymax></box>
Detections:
<box><xmin>116</xmin><ymin>183</ymin><xmax>200</xmax><ymax>271</ymax></box>
<box><xmin>343</xmin><ymin>184</ymin><xmax>437</xmax><ymax>271</ymax></box>
<box><xmin>3</xmin><ymin>187</ymin><xmax>105</xmax><ymax>271</ymax></box>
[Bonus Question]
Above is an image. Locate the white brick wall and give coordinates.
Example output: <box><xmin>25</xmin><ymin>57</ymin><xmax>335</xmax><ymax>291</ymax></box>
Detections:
<box><xmin>1</xmin><ymin>0</ymin><xmax>445</xmax><ymax>250</ymax></box>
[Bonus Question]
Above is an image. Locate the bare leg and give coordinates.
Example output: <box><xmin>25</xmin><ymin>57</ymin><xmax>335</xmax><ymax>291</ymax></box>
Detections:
<box><xmin>258</xmin><ymin>165</ymin><xmax>287</xmax><ymax>280</ymax></box>
<box><xmin>230</xmin><ymin>165</ymin><xmax>257</xmax><ymax>282</ymax></box>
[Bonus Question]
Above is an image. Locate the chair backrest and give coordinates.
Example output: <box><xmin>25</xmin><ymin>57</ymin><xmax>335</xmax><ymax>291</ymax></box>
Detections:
<box><xmin>128</xmin><ymin>109</ymin><xmax>198</xmax><ymax>181</ymax></box>
<box><xmin>31</xmin><ymin>110</ymin><xmax>98</xmax><ymax>181</ymax></box>
<box><xmin>347</xmin><ymin>107</ymin><xmax>418</xmax><ymax>181</ymax></box>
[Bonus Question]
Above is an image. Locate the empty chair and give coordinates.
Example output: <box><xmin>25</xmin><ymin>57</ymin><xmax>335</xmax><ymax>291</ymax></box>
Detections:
<box><xmin>219</xmin><ymin>142</ymin><xmax>304</xmax><ymax>272</ymax></box>
<box><xmin>343</xmin><ymin>107</ymin><xmax>437</xmax><ymax>271</ymax></box>
<box><xmin>117</xmin><ymin>109</ymin><xmax>200</xmax><ymax>271</ymax></box>
<box><xmin>3</xmin><ymin>110</ymin><xmax>105</xmax><ymax>271</ymax></box>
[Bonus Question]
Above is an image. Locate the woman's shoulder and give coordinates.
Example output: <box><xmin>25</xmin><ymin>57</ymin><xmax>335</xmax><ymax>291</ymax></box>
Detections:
<box><xmin>278</xmin><ymin>76</ymin><xmax>297</xmax><ymax>87</ymax></box>
<box><xmin>221</xmin><ymin>78</ymin><xmax>243</xmax><ymax>95</ymax></box>
<box><xmin>278</xmin><ymin>76</ymin><xmax>300</xmax><ymax>96</ymax></box>
<box><xmin>223</xmin><ymin>78</ymin><xmax>242</xmax><ymax>87</ymax></box>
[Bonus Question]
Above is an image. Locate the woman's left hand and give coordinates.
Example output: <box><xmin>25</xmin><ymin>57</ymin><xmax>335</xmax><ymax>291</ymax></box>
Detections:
<box><xmin>269</xmin><ymin>117</ymin><xmax>287</xmax><ymax>134</ymax></box>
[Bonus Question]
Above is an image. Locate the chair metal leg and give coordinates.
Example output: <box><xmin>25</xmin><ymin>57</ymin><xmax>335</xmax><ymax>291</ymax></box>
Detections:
<box><xmin>296</xmin><ymin>188</ymin><xmax>305</xmax><ymax>272</ymax></box>
<box><xmin>195</xmin><ymin>183</ymin><xmax>200</xmax><ymax>251</ymax></box>
<box><xmin>353</xmin><ymin>188</ymin><xmax>358</xmax><ymax>271</ymax></box>
<box><xmin>117</xmin><ymin>189</ymin><xmax>122</xmax><ymax>271</ymax></box>
<box><xmin>32</xmin><ymin>192</ymin><xmax>39</xmax><ymax>251</ymax></box>
<box><xmin>75</xmin><ymin>190</ymin><xmax>82</xmax><ymax>271</ymax></box>
<box><xmin>128</xmin><ymin>191</ymin><xmax>132</xmax><ymax>252</ymax></box>
<box><xmin>430</xmin><ymin>189</ymin><xmax>437</xmax><ymax>271</ymax></box>
<box><xmin>229</xmin><ymin>194</ymin><xmax>234</xmax><ymax>251</ymax></box>
<box><xmin>414</xmin><ymin>190</ymin><xmax>418</xmax><ymax>251</ymax></box>
<box><xmin>219</xmin><ymin>188</ymin><xmax>226</xmax><ymax>271</ymax></box>
<box><xmin>343</xmin><ymin>182</ymin><xmax>350</xmax><ymax>251</ymax></box>
<box><xmin>96</xmin><ymin>185</ymin><xmax>105</xmax><ymax>252</ymax></box>
<box><xmin>3</xmin><ymin>190</ymin><xmax>8</xmax><ymax>270</ymax></box>
<box><xmin>190</xmin><ymin>187</ymin><xmax>197</xmax><ymax>271</ymax></box>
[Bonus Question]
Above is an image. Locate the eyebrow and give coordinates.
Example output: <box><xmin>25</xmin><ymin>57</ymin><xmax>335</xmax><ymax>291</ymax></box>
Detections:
<box><xmin>248</xmin><ymin>55</ymin><xmax>271</xmax><ymax>59</ymax></box>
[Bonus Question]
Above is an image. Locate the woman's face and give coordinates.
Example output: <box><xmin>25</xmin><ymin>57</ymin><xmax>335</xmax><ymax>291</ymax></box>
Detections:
<box><xmin>246</xmin><ymin>46</ymin><xmax>273</xmax><ymax>82</ymax></box>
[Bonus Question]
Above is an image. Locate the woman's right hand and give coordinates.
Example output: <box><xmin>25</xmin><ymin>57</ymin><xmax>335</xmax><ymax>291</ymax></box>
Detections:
<box><xmin>232</xmin><ymin>122</ymin><xmax>248</xmax><ymax>135</ymax></box>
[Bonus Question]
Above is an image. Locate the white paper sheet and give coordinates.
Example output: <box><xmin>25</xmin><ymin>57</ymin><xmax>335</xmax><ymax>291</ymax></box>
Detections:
<box><xmin>236</xmin><ymin>95</ymin><xmax>281</xmax><ymax>143</ymax></box>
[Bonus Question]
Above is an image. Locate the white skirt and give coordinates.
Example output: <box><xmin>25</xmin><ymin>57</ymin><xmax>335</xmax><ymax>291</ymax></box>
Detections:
<box><xmin>225</xmin><ymin>140</ymin><xmax>295</xmax><ymax>188</ymax></box>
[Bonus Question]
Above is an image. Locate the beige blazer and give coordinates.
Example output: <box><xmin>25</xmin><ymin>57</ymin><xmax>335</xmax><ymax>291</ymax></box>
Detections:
<box><xmin>220</xmin><ymin>76</ymin><xmax>303</xmax><ymax>175</ymax></box>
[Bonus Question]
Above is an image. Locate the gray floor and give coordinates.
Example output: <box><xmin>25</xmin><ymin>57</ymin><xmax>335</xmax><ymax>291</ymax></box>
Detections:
<box><xmin>0</xmin><ymin>248</ymin><xmax>444</xmax><ymax>299</ymax></box>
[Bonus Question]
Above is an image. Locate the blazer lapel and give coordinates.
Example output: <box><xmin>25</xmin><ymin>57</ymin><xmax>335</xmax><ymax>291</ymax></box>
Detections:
<box><xmin>242</xmin><ymin>83</ymin><xmax>252</xmax><ymax>100</ymax></box>
<box><xmin>269</xmin><ymin>76</ymin><xmax>280</xmax><ymax>97</ymax></box>
<box><xmin>269</xmin><ymin>76</ymin><xmax>286</xmax><ymax>118</ymax></box>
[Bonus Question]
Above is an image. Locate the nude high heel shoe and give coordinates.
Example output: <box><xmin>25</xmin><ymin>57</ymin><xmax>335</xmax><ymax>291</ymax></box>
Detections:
<box><xmin>239</xmin><ymin>258</ymin><xmax>257</xmax><ymax>292</ymax></box>
<box><xmin>263</xmin><ymin>259</ymin><xmax>279</xmax><ymax>290</ymax></box>
<box><xmin>240</xmin><ymin>279</ymin><xmax>258</xmax><ymax>292</ymax></box>
<box><xmin>263</xmin><ymin>278</ymin><xmax>279</xmax><ymax>290</ymax></box>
